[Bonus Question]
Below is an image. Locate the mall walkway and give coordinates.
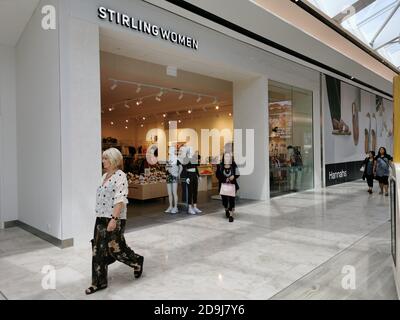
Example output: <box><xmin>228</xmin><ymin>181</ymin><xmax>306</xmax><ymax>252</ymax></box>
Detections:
<box><xmin>0</xmin><ymin>181</ymin><xmax>397</xmax><ymax>300</ymax></box>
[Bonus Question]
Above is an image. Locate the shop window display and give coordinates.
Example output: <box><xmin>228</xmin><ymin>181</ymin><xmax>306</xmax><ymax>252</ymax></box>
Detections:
<box><xmin>269</xmin><ymin>82</ymin><xmax>314</xmax><ymax>197</ymax></box>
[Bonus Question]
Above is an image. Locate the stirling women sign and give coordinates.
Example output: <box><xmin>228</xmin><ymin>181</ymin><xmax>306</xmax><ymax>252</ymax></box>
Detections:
<box><xmin>98</xmin><ymin>7</ymin><xmax>199</xmax><ymax>50</ymax></box>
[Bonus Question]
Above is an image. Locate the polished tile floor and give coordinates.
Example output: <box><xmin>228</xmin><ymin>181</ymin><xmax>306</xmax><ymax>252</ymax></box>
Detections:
<box><xmin>0</xmin><ymin>181</ymin><xmax>397</xmax><ymax>300</ymax></box>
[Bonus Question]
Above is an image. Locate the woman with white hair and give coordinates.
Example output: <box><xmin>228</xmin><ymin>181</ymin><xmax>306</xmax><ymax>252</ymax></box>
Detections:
<box><xmin>85</xmin><ymin>148</ymin><xmax>144</xmax><ymax>295</ymax></box>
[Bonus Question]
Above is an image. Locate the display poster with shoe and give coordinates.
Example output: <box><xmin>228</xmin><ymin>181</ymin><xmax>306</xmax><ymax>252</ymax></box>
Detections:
<box><xmin>323</xmin><ymin>75</ymin><xmax>394</xmax><ymax>186</ymax></box>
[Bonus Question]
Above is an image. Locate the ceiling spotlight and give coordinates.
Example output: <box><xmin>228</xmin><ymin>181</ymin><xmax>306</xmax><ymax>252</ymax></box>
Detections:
<box><xmin>215</xmin><ymin>105</ymin><xmax>220</xmax><ymax>110</ymax></box>
<box><xmin>141</xmin><ymin>124</ymin><xmax>144</xmax><ymax>128</ymax></box>
<box><xmin>108</xmin><ymin>107</ymin><xmax>114</xmax><ymax>112</ymax></box>
<box><xmin>155</xmin><ymin>96</ymin><xmax>162</xmax><ymax>102</ymax></box>
<box><xmin>136</xmin><ymin>100</ymin><xmax>143</xmax><ymax>106</ymax></box>
<box><xmin>142</xmin><ymin>117</ymin><xmax>146</xmax><ymax>121</ymax></box>
<box><xmin>188</xmin><ymin>109</ymin><xmax>192</xmax><ymax>114</ymax></box>
<box><xmin>229</xmin><ymin>113</ymin><xmax>232</xmax><ymax>117</ymax></box>
<box><xmin>126</xmin><ymin>120</ymin><xmax>129</xmax><ymax>123</ymax></box>
<box><xmin>196</xmin><ymin>95</ymin><xmax>202</xmax><ymax>103</ymax></box>
<box><xmin>178</xmin><ymin>120</ymin><xmax>182</xmax><ymax>124</ymax></box>
<box><xmin>111</xmin><ymin>122</ymin><xmax>114</xmax><ymax>125</ymax></box>
<box><xmin>136</xmin><ymin>85</ymin><xmax>142</xmax><ymax>93</ymax></box>
<box><xmin>125</xmin><ymin>126</ymin><xmax>128</xmax><ymax>129</ymax></box>
<box><xmin>110</xmin><ymin>81</ymin><xmax>118</xmax><ymax>91</ymax></box>
<box><xmin>163</xmin><ymin>114</ymin><xmax>167</xmax><ymax>118</ymax></box>
<box><xmin>178</xmin><ymin>92</ymin><xmax>184</xmax><ymax>100</ymax></box>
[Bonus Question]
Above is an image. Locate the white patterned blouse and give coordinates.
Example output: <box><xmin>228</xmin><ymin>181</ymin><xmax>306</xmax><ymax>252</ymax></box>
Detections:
<box><xmin>95</xmin><ymin>170</ymin><xmax>129</xmax><ymax>220</ymax></box>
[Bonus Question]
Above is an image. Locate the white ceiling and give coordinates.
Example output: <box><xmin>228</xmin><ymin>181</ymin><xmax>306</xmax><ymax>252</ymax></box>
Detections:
<box><xmin>0</xmin><ymin>0</ymin><xmax>39</xmax><ymax>47</ymax></box>
<box><xmin>100</xmin><ymin>51</ymin><xmax>233</xmax><ymax>123</ymax></box>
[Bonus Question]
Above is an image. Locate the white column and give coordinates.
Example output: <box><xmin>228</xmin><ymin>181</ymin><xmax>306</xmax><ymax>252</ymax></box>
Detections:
<box><xmin>233</xmin><ymin>77</ymin><xmax>269</xmax><ymax>201</ymax></box>
<box><xmin>60</xmin><ymin>16</ymin><xmax>102</xmax><ymax>244</ymax></box>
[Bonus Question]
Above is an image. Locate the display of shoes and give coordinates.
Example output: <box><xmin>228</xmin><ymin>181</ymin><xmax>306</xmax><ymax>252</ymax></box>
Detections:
<box><xmin>364</xmin><ymin>129</ymin><xmax>369</xmax><ymax>155</ymax></box>
<box><xmin>365</xmin><ymin>113</ymin><xmax>371</xmax><ymax>153</ymax></box>
<box><xmin>332</xmin><ymin>118</ymin><xmax>351</xmax><ymax>135</ymax></box>
<box><xmin>371</xmin><ymin>113</ymin><xmax>377</xmax><ymax>152</ymax></box>
<box><xmin>352</xmin><ymin>102</ymin><xmax>359</xmax><ymax>145</ymax></box>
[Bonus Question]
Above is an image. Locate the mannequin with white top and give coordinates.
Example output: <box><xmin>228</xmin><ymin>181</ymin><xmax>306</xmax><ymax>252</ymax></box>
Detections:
<box><xmin>165</xmin><ymin>146</ymin><xmax>182</xmax><ymax>214</ymax></box>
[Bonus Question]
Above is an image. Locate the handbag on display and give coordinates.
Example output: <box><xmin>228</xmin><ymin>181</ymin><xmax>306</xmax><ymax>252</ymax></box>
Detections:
<box><xmin>220</xmin><ymin>183</ymin><xmax>236</xmax><ymax>197</ymax></box>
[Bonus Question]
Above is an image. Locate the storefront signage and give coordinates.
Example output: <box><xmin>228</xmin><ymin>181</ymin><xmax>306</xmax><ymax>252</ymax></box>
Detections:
<box><xmin>98</xmin><ymin>7</ymin><xmax>199</xmax><ymax>50</ymax></box>
<box><xmin>325</xmin><ymin>161</ymin><xmax>364</xmax><ymax>186</ymax></box>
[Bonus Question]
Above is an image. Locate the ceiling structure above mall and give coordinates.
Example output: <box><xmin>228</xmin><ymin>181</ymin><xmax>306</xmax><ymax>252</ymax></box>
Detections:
<box><xmin>304</xmin><ymin>0</ymin><xmax>400</xmax><ymax>71</ymax></box>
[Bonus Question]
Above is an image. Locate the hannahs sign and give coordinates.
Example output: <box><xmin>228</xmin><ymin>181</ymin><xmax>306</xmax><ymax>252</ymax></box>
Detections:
<box><xmin>98</xmin><ymin>7</ymin><xmax>199</xmax><ymax>50</ymax></box>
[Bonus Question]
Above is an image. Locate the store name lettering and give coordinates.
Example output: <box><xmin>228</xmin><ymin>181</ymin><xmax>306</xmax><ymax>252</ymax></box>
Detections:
<box><xmin>98</xmin><ymin>7</ymin><xmax>199</xmax><ymax>50</ymax></box>
<box><xmin>329</xmin><ymin>170</ymin><xmax>347</xmax><ymax>180</ymax></box>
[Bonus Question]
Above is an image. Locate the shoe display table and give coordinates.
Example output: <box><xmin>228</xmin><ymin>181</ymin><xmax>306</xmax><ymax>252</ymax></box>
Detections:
<box><xmin>128</xmin><ymin>182</ymin><xmax>168</xmax><ymax>200</ymax></box>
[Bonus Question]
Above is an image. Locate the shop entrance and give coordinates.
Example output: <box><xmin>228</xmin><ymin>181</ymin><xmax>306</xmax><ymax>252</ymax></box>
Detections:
<box><xmin>100</xmin><ymin>51</ymin><xmax>233</xmax><ymax>227</ymax></box>
<box><xmin>268</xmin><ymin>81</ymin><xmax>314</xmax><ymax>197</ymax></box>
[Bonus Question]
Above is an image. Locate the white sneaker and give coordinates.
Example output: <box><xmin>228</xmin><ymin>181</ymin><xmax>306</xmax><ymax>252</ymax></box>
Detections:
<box><xmin>165</xmin><ymin>207</ymin><xmax>172</xmax><ymax>213</ymax></box>
<box><xmin>188</xmin><ymin>207</ymin><xmax>197</xmax><ymax>215</ymax></box>
<box><xmin>193</xmin><ymin>207</ymin><xmax>202</xmax><ymax>214</ymax></box>
<box><xmin>171</xmin><ymin>208</ymin><xmax>178</xmax><ymax>214</ymax></box>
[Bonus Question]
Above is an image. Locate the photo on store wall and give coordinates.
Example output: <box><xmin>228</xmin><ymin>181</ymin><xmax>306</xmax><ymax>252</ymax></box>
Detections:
<box><xmin>323</xmin><ymin>74</ymin><xmax>394</xmax><ymax>186</ymax></box>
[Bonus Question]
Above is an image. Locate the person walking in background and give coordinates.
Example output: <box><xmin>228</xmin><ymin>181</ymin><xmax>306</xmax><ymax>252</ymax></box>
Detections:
<box><xmin>216</xmin><ymin>152</ymin><xmax>240</xmax><ymax>223</ymax></box>
<box><xmin>86</xmin><ymin>148</ymin><xmax>144</xmax><ymax>295</ymax></box>
<box><xmin>374</xmin><ymin>147</ymin><xmax>393</xmax><ymax>196</ymax></box>
<box><xmin>362</xmin><ymin>151</ymin><xmax>375</xmax><ymax>194</ymax></box>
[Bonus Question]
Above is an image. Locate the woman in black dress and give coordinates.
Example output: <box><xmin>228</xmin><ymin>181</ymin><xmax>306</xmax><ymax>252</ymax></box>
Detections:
<box><xmin>216</xmin><ymin>152</ymin><xmax>240</xmax><ymax>223</ymax></box>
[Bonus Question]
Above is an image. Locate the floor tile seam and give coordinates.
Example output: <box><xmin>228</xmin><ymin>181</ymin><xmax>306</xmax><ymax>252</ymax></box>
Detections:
<box><xmin>267</xmin><ymin>220</ymin><xmax>391</xmax><ymax>300</ymax></box>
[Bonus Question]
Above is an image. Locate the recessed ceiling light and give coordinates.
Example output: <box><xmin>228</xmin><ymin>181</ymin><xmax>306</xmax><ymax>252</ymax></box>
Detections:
<box><xmin>215</xmin><ymin>105</ymin><xmax>220</xmax><ymax>110</ymax></box>
<box><xmin>126</xmin><ymin>120</ymin><xmax>129</xmax><ymax>123</ymax></box>
<box><xmin>109</xmin><ymin>107</ymin><xmax>114</xmax><ymax>112</ymax></box>
<box><xmin>163</xmin><ymin>114</ymin><xmax>167</xmax><ymax>118</ymax></box>
<box><xmin>178</xmin><ymin>120</ymin><xmax>182</xmax><ymax>123</ymax></box>
<box><xmin>229</xmin><ymin>113</ymin><xmax>232</xmax><ymax>117</ymax></box>
<box><xmin>141</xmin><ymin>124</ymin><xmax>144</xmax><ymax>128</ymax></box>
<box><xmin>125</xmin><ymin>126</ymin><xmax>128</xmax><ymax>129</ymax></box>
<box><xmin>111</xmin><ymin>122</ymin><xmax>114</xmax><ymax>125</ymax></box>
<box><xmin>142</xmin><ymin>117</ymin><xmax>146</xmax><ymax>121</ymax></box>
<box><xmin>188</xmin><ymin>109</ymin><xmax>192</xmax><ymax>114</ymax></box>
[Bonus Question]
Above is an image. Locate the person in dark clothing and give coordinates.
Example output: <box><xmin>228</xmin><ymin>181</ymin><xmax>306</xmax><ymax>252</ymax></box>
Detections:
<box><xmin>362</xmin><ymin>151</ymin><xmax>375</xmax><ymax>194</ymax></box>
<box><xmin>374</xmin><ymin>147</ymin><xmax>393</xmax><ymax>196</ymax></box>
<box><xmin>216</xmin><ymin>152</ymin><xmax>240</xmax><ymax>223</ymax></box>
